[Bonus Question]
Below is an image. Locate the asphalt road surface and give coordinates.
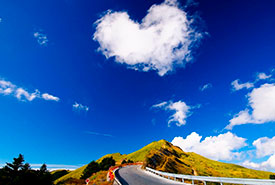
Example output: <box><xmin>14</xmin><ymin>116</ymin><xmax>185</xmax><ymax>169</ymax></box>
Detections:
<box><xmin>115</xmin><ymin>165</ymin><xmax>187</xmax><ymax>185</ymax></box>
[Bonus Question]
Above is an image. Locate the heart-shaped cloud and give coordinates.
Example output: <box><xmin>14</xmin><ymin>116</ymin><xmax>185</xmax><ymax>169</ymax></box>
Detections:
<box><xmin>93</xmin><ymin>0</ymin><xmax>204</xmax><ymax>76</ymax></box>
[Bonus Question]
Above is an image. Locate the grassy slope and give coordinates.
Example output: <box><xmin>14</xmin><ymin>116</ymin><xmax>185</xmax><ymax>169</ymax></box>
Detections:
<box><xmin>144</xmin><ymin>140</ymin><xmax>274</xmax><ymax>179</ymax></box>
<box><xmin>55</xmin><ymin>139</ymin><xmax>275</xmax><ymax>184</ymax></box>
<box><xmin>54</xmin><ymin>165</ymin><xmax>87</xmax><ymax>184</ymax></box>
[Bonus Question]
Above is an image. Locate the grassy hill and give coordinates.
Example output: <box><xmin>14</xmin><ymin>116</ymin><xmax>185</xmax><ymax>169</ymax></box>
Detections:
<box><xmin>143</xmin><ymin>140</ymin><xmax>274</xmax><ymax>179</ymax></box>
<box><xmin>55</xmin><ymin>139</ymin><xmax>275</xmax><ymax>184</ymax></box>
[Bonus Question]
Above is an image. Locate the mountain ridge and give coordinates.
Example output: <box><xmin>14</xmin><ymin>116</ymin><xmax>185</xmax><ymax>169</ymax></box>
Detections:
<box><xmin>55</xmin><ymin>139</ymin><xmax>275</xmax><ymax>184</ymax></box>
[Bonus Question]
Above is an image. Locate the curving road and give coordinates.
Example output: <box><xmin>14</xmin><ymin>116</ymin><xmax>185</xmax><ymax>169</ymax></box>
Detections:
<box><xmin>115</xmin><ymin>165</ymin><xmax>187</xmax><ymax>185</ymax></box>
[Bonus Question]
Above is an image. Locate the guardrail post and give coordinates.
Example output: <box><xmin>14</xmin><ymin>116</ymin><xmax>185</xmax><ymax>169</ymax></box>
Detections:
<box><xmin>192</xmin><ymin>179</ymin><xmax>194</xmax><ymax>185</ymax></box>
<box><xmin>203</xmin><ymin>181</ymin><xmax>206</xmax><ymax>185</ymax></box>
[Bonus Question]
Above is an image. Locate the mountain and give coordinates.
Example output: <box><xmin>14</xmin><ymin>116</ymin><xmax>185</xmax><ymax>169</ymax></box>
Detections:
<box><xmin>55</xmin><ymin>139</ymin><xmax>275</xmax><ymax>184</ymax></box>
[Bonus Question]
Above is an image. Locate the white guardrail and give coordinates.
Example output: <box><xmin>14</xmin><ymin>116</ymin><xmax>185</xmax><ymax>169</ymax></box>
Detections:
<box><xmin>113</xmin><ymin>168</ymin><xmax>122</xmax><ymax>185</ymax></box>
<box><xmin>146</xmin><ymin>167</ymin><xmax>275</xmax><ymax>185</ymax></box>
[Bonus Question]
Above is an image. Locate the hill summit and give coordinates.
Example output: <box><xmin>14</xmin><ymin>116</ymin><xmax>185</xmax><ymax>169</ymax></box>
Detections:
<box><xmin>55</xmin><ymin>139</ymin><xmax>275</xmax><ymax>184</ymax></box>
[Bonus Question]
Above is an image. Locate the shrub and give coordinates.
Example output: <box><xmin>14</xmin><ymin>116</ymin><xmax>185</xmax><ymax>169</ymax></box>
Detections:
<box><xmin>99</xmin><ymin>157</ymin><xmax>115</xmax><ymax>171</ymax></box>
<box><xmin>81</xmin><ymin>161</ymin><xmax>100</xmax><ymax>179</ymax></box>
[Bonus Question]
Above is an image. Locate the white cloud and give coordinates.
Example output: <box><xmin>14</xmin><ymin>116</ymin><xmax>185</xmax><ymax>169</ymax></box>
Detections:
<box><xmin>42</xmin><ymin>93</ymin><xmax>60</xmax><ymax>102</ymax></box>
<box><xmin>226</xmin><ymin>109</ymin><xmax>259</xmax><ymax>130</ymax></box>
<box><xmin>73</xmin><ymin>102</ymin><xmax>89</xmax><ymax>112</ymax></box>
<box><xmin>86</xmin><ymin>131</ymin><xmax>113</xmax><ymax>137</ymax></box>
<box><xmin>34</xmin><ymin>31</ymin><xmax>48</xmax><ymax>46</ymax></box>
<box><xmin>253</xmin><ymin>136</ymin><xmax>275</xmax><ymax>158</ymax></box>
<box><xmin>15</xmin><ymin>88</ymin><xmax>39</xmax><ymax>101</ymax></box>
<box><xmin>242</xmin><ymin>154</ymin><xmax>275</xmax><ymax>171</ymax></box>
<box><xmin>93</xmin><ymin>0</ymin><xmax>204</xmax><ymax>76</ymax></box>
<box><xmin>30</xmin><ymin>164</ymin><xmax>81</xmax><ymax>171</ymax></box>
<box><xmin>231</xmin><ymin>79</ymin><xmax>254</xmax><ymax>91</ymax></box>
<box><xmin>153</xmin><ymin>100</ymin><xmax>194</xmax><ymax>127</ymax></box>
<box><xmin>172</xmin><ymin>132</ymin><xmax>247</xmax><ymax>161</ymax></box>
<box><xmin>227</xmin><ymin>83</ymin><xmax>275</xmax><ymax>129</ymax></box>
<box><xmin>0</xmin><ymin>79</ymin><xmax>59</xmax><ymax>102</ymax></box>
<box><xmin>199</xmin><ymin>83</ymin><xmax>212</xmax><ymax>91</ymax></box>
<box><xmin>152</xmin><ymin>101</ymin><xmax>168</xmax><ymax>108</ymax></box>
<box><xmin>257</xmin><ymin>72</ymin><xmax>272</xmax><ymax>80</ymax></box>
<box><xmin>0</xmin><ymin>80</ymin><xmax>15</xmax><ymax>95</ymax></box>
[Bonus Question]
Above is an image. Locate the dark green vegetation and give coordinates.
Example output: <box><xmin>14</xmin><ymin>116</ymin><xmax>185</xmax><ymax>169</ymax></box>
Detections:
<box><xmin>0</xmin><ymin>154</ymin><xmax>53</xmax><ymax>185</ymax></box>
<box><xmin>271</xmin><ymin>174</ymin><xmax>275</xmax><ymax>179</ymax></box>
<box><xmin>121</xmin><ymin>159</ymin><xmax>134</xmax><ymax>164</ymax></box>
<box><xmin>80</xmin><ymin>157</ymin><xmax>115</xmax><ymax>180</ymax></box>
<box><xmin>56</xmin><ymin>157</ymin><xmax>115</xmax><ymax>184</ymax></box>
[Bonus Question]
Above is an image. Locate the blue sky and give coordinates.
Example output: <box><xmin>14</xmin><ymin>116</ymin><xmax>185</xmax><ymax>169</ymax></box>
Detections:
<box><xmin>0</xmin><ymin>0</ymin><xmax>275</xmax><ymax>171</ymax></box>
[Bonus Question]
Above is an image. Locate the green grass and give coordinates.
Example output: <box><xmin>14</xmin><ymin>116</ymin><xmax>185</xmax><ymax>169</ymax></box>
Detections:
<box><xmin>54</xmin><ymin>165</ymin><xmax>87</xmax><ymax>184</ymax></box>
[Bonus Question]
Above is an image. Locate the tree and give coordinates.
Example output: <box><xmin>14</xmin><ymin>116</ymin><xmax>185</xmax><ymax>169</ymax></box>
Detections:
<box><xmin>40</xmin><ymin>164</ymin><xmax>48</xmax><ymax>173</ymax></box>
<box><xmin>121</xmin><ymin>159</ymin><xmax>133</xmax><ymax>164</ymax></box>
<box><xmin>0</xmin><ymin>154</ymin><xmax>53</xmax><ymax>185</ymax></box>
<box><xmin>121</xmin><ymin>159</ymin><xmax>127</xmax><ymax>164</ymax></box>
<box><xmin>270</xmin><ymin>175</ymin><xmax>275</xmax><ymax>179</ymax></box>
<box><xmin>5</xmin><ymin>154</ymin><xmax>24</xmax><ymax>173</ymax></box>
<box><xmin>81</xmin><ymin>161</ymin><xmax>100</xmax><ymax>179</ymax></box>
<box><xmin>99</xmin><ymin>157</ymin><xmax>115</xmax><ymax>171</ymax></box>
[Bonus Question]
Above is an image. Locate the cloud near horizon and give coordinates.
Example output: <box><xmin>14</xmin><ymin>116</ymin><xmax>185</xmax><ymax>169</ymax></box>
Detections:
<box><xmin>0</xmin><ymin>79</ymin><xmax>59</xmax><ymax>102</ymax></box>
<box><xmin>152</xmin><ymin>100</ymin><xmax>197</xmax><ymax>127</ymax></box>
<box><xmin>226</xmin><ymin>83</ymin><xmax>275</xmax><ymax>129</ymax></box>
<box><xmin>93</xmin><ymin>0</ymin><xmax>204</xmax><ymax>76</ymax></box>
<box><xmin>172</xmin><ymin>132</ymin><xmax>247</xmax><ymax>161</ymax></box>
<box><xmin>242</xmin><ymin>135</ymin><xmax>275</xmax><ymax>171</ymax></box>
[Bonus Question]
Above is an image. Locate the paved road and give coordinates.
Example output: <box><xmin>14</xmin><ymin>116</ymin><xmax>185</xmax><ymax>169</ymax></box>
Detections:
<box><xmin>115</xmin><ymin>165</ymin><xmax>187</xmax><ymax>185</ymax></box>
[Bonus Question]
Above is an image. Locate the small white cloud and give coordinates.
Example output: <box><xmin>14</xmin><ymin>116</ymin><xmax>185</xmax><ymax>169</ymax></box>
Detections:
<box><xmin>152</xmin><ymin>100</ymin><xmax>195</xmax><ymax>127</ymax></box>
<box><xmin>73</xmin><ymin>102</ymin><xmax>89</xmax><ymax>112</ymax></box>
<box><xmin>231</xmin><ymin>79</ymin><xmax>254</xmax><ymax>91</ymax></box>
<box><xmin>253</xmin><ymin>136</ymin><xmax>275</xmax><ymax>158</ymax></box>
<box><xmin>199</xmin><ymin>83</ymin><xmax>212</xmax><ymax>91</ymax></box>
<box><xmin>15</xmin><ymin>88</ymin><xmax>39</xmax><ymax>101</ymax></box>
<box><xmin>0</xmin><ymin>79</ymin><xmax>60</xmax><ymax>102</ymax></box>
<box><xmin>152</xmin><ymin>101</ymin><xmax>168</xmax><ymax>108</ymax></box>
<box><xmin>86</xmin><ymin>131</ymin><xmax>113</xmax><ymax>137</ymax></box>
<box><xmin>172</xmin><ymin>132</ymin><xmax>247</xmax><ymax>161</ymax></box>
<box><xmin>257</xmin><ymin>72</ymin><xmax>272</xmax><ymax>80</ymax></box>
<box><xmin>42</xmin><ymin>93</ymin><xmax>60</xmax><ymax>102</ymax></box>
<box><xmin>227</xmin><ymin>83</ymin><xmax>275</xmax><ymax>129</ymax></box>
<box><xmin>93</xmin><ymin>0</ymin><xmax>204</xmax><ymax>76</ymax></box>
<box><xmin>0</xmin><ymin>80</ymin><xmax>15</xmax><ymax>95</ymax></box>
<box><xmin>34</xmin><ymin>31</ymin><xmax>48</xmax><ymax>46</ymax></box>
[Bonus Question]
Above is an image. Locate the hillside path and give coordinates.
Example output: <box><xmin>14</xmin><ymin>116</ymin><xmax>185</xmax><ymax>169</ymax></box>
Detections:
<box><xmin>115</xmin><ymin>165</ymin><xmax>188</xmax><ymax>185</ymax></box>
